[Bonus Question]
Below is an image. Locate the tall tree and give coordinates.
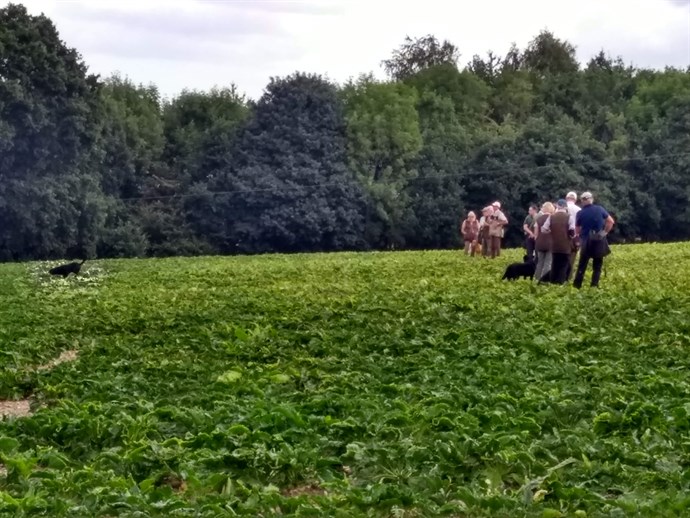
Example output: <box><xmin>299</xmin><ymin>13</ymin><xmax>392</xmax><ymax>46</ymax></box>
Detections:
<box><xmin>403</xmin><ymin>90</ymin><xmax>469</xmax><ymax>248</ymax></box>
<box><xmin>466</xmin><ymin>113</ymin><xmax>634</xmax><ymax>245</ymax></box>
<box><xmin>163</xmin><ymin>86</ymin><xmax>248</xmax><ymax>187</ymax></box>
<box><xmin>0</xmin><ymin>3</ymin><xmax>104</xmax><ymax>260</ymax></box>
<box><xmin>522</xmin><ymin>30</ymin><xmax>579</xmax><ymax>76</ymax></box>
<box><xmin>624</xmin><ymin>70</ymin><xmax>690</xmax><ymax>240</ymax></box>
<box><xmin>342</xmin><ymin>75</ymin><xmax>423</xmax><ymax>247</ymax></box>
<box><xmin>382</xmin><ymin>35</ymin><xmax>460</xmax><ymax>81</ymax></box>
<box><xmin>100</xmin><ymin>75</ymin><xmax>165</xmax><ymax>199</ymax></box>
<box><xmin>153</xmin><ymin>86</ymin><xmax>249</xmax><ymax>256</ymax></box>
<box><xmin>490</xmin><ymin>70</ymin><xmax>535</xmax><ymax>123</ymax></box>
<box><xmin>404</xmin><ymin>64</ymin><xmax>490</xmax><ymax>123</ymax></box>
<box><xmin>467</xmin><ymin>51</ymin><xmax>502</xmax><ymax>85</ymax></box>
<box><xmin>209</xmin><ymin>73</ymin><xmax>366</xmax><ymax>253</ymax></box>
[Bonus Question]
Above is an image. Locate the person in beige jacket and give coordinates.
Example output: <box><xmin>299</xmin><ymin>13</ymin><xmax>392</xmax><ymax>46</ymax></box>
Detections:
<box><xmin>488</xmin><ymin>201</ymin><xmax>508</xmax><ymax>258</ymax></box>
<box><xmin>478</xmin><ymin>206</ymin><xmax>493</xmax><ymax>258</ymax></box>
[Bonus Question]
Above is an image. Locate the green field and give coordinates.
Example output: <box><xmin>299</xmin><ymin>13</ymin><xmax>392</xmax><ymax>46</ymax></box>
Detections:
<box><xmin>1</xmin><ymin>244</ymin><xmax>690</xmax><ymax>517</ymax></box>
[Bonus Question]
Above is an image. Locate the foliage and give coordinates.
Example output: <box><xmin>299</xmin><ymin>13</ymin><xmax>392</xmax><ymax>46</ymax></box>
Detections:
<box><xmin>343</xmin><ymin>76</ymin><xmax>422</xmax><ymax>247</ymax></box>
<box><xmin>211</xmin><ymin>73</ymin><xmax>367</xmax><ymax>253</ymax></box>
<box><xmin>0</xmin><ymin>3</ymin><xmax>103</xmax><ymax>260</ymax></box>
<box><xmin>0</xmin><ymin>3</ymin><xmax>690</xmax><ymax>259</ymax></box>
<box><xmin>2</xmin><ymin>245</ymin><xmax>690</xmax><ymax>516</ymax></box>
<box><xmin>403</xmin><ymin>91</ymin><xmax>469</xmax><ymax>248</ymax></box>
<box><xmin>162</xmin><ymin>86</ymin><xmax>249</xmax><ymax>187</ymax></box>
<box><xmin>382</xmin><ymin>34</ymin><xmax>460</xmax><ymax>81</ymax></box>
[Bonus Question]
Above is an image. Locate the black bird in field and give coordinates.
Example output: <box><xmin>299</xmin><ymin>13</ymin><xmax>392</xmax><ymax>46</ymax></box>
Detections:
<box><xmin>49</xmin><ymin>259</ymin><xmax>86</xmax><ymax>278</ymax></box>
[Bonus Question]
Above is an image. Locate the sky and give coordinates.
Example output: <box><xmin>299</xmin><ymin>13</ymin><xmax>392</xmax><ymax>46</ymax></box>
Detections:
<box><xmin>9</xmin><ymin>0</ymin><xmax>690</xmax><ymax>101</ymax></box>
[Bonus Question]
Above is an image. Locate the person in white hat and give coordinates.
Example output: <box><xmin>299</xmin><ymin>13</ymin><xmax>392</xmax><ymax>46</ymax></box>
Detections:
<box><xmin>488</xmin><ymin>201</ymin><xmax>508</xmax><ymax>258</ymax></box>
<box><xmin>565</xmin><ymin>191</ymin><xmax>581</xmax><ymax>280</ymax></box>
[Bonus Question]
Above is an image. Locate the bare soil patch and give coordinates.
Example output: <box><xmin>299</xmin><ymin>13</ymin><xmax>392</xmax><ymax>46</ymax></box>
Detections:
<box><xmin>0</xmin><ymin>399</ymin><xmax>32</xmax><ymax>418</ymax></box>
<box><xmin>36</xmin><ymin>349</ymin><xmax>78</xmax><ymax>371</ymax></box>
<box><xmin>281</xmin><ymin>483</ymin><xmax>327</xmax><ymax>497</ymax></box>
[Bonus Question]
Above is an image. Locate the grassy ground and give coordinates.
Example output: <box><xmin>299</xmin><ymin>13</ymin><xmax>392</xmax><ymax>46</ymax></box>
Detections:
<box><xmin>1</xmin><ymin>244</ymin><xmax>690</xmax><ymax>516</ymax></box>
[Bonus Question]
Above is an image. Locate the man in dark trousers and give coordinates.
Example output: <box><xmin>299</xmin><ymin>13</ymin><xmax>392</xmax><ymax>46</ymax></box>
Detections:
<box><xmin>523</xmin><ymin>205</ymin><xmax>538</xmax><ymax>262</ymax></box>
<box><xmin>573</xmin><ymin>192</ymin><xmax>615</xmax><ymax>289</ymax></box>
<box><xmin>541</xmin><ymin>199</ymin><xmax>574</xmax><ymax>284</ymax></box>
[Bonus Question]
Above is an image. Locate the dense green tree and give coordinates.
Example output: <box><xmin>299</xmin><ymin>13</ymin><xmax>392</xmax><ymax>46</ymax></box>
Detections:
<box><xmin>522</xmin><ymin>30</ymin><xmax>579</xmax><ymax>76</ymax></box>
<box><xmin>98</xmin><ymin>75</ymin><xmax>204</xmax><ymax>257</ymax></box>
<box><xmin>466</xmin><ymin>113</ymin><xmax>635</xmax><ymax>244</ymax></box>
<box><xmin>0</xmin><ymin>3</ymin><xmax>103</xmax><ymax>259</ymax></box>
<box><xmin>467</xmin><ymin>51</ymin><xmax>502</xmax><ymax>85</ymax></box>
<box><xmin>624</xmin><ymin>70</ymin><xmax>690</xmax><ymax>240</ymax></box>
<box><xmin>405</xmin><ymin>64</ymin><xmax>491</xmax><ymax>123</ymax></box>
<box><xmin>489</xmin><ymin>70</ymin><xmax>535</xmax><ymax>124</ymax></box>
<box><xmin>100</xmin><ymin>75</ymin><xmax>165</xmax><ymax>198</ymax></box>
<box><xmin>520</xmin><ymin>32</ymin><xmax>586</xmax><ymax>120</ymax></box>
<box><xmin>403</xmin><ymin>90</ymin><xmax>469</xmax><ymax>248</ymax></box>
<box><xmin>163</xmin><ymin>86</ymin><xmax>248</xmax><ymax>186</ymax></box>
<box><xmin>1</xmin><ymin>10</ymin><xmax>689</xmax><ymax>259</ymax></box>
<box><xmin>209</xmin><ymin>73</ymin><xmax>366</xmax><ymax>253</ymax></box>
<box><xmin>342</xmin><ymin>76</ymin><xmax>422</xmax><ymax>246</ymax></box>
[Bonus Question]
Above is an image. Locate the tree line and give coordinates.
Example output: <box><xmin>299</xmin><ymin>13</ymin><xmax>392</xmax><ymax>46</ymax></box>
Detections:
<box><xmin>1</xmin><ymin>3</ymin><xmax>689</xmax><ymax>261</ymax></box>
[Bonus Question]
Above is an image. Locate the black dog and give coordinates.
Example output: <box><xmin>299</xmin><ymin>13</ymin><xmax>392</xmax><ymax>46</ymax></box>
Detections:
<box><xmin>501</xmin><ymin>255</ymin><xmax>536</xmax><ymax>281</ymax></box>
<box><xmin>49</xmin><ymin>259</ymin><xmax>86</xmax><ymax>278</ymax></box>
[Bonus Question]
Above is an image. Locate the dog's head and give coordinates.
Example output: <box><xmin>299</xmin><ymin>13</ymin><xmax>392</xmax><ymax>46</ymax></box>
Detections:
<box><xmin>523</xmin><ymin>255</ymin><xmax>529</xmax><ymax>262</ymax></box>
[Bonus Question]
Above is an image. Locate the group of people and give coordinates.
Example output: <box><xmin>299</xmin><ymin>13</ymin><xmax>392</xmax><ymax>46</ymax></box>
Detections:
<box><xmin>461</xmin><ymin>191</ymin><xmax>615</xmax><ymax>288</ymax></box>
<box><xmin>459</xmin><ymin>201</ymin><xmax>509</xmax><ymax>259</ymax></box>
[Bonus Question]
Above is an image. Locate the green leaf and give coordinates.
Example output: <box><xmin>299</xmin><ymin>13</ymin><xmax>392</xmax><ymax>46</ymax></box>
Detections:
<box><xmin>217</xmin><ymin>370</ymin><xmax>242</xmax><ymax>384</ymax></box>
<box><xmin>0</xmin><ymin>437</ymin><xmax>19</xmax><ymax>454</ymax></box>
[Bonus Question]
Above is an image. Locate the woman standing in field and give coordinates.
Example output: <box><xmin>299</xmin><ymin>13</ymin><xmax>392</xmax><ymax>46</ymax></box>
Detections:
<box><xmin>541</xmin><ymin>199</ymin><xmax>575</xmax><ymax>284</ymax></box>
<box><xmin>533</xmin><ymin>201</ymin><xmax>554</xmax><ymax>282</ymax></box>
<box><xmin>460</xmin><ymin>211</ymin><xmax>479</xmax><ymax>256</ymax></box>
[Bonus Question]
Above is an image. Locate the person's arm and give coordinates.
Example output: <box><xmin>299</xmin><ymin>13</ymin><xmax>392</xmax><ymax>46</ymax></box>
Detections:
<box><xmin>533</xmin><ymin>222</ymin><xmax>540</xmax><ymax>241</ymax></box>
<box><xmin>568</xmin><ymin>212</ymin><xmax>576</xmax><ymax>230</ymax></box>
<box><xmin>523</xmin><ymin>222</ymin><xmax>533</xmax><ymax>237</ymax></box>
<box><xmin>597</xmin><ymin>208</ymin><xmax>614</xmax><ymax>236</ymax></box>
<box><xmin>575</xmin><ymin>211</ymin><xmax>582</xmax><ymax>237</ymax></box>
<box><xmin>568</xmin><ymin>216</ymin><xmax>576</xmax><ymax>232</ymax></box>
<box><xmin>604</xmin><ymin>215</ymin><xmax>614</xmax><ymax>234</ymax></box>
<box><xmin>523</xmin><ymin>216</ymin><xmax>535</xmax><ymax>237</ymax></box>
<box><xmin>541</xmin><ymin>215</ymin><xmax>552</xmax><ymax>233</ymax></box>
<box><xmin>461</xmin><ymin>220</ymin><xmax>467</xmax><ymax>234</ymax></box>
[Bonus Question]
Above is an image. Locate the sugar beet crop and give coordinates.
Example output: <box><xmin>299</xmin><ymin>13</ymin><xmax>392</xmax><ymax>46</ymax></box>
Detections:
<box><xmin>1</xmin><ymin>244</ymin><xmax>690</xmax><ymax>516</ymax></box>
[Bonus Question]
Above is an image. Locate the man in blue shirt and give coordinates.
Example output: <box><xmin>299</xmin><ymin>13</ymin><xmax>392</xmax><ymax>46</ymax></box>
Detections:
<box><xmin>573</xmin><ymin>191</ymin><xmax>615</xmax><ymax>288</ymax></box>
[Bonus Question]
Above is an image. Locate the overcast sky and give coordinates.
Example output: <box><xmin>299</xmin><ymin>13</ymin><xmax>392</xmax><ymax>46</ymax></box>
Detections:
<box><xmin>10</xmin><ymin>0</ymin><xmax>690</xmax><ymax>101</ymax></box>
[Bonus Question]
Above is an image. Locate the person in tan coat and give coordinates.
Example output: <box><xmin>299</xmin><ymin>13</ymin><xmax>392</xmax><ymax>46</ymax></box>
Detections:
<box><xmin>487</xmin><ymin>201</ymin><xmax>508</xmax><ymax>259</ymax></box>
<box><xmin>478</xmin><ymin>206</ymin><xmax>493</xmax><ymax>258</ymax></box>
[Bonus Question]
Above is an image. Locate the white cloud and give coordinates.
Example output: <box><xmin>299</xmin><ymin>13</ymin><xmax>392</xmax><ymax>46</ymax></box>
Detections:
<box><xmin>7</xmin><ymin>0</ymin><xmax>690</xmax><ymax>100</ymax></box>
